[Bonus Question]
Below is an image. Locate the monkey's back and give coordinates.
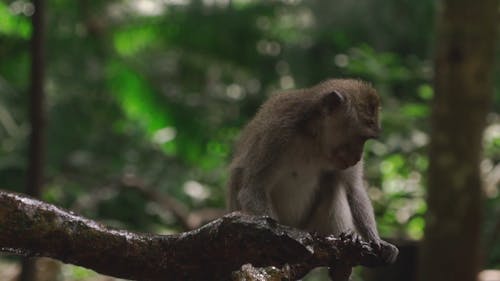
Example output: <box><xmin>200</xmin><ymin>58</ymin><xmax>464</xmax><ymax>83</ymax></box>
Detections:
<box><xmin>230</xmin><ymin>89</ymin><xmax>317</xmax><ymax>169</ymax></box>
<box><xmin>227</xmin><ymin>88</ymin><xmax>324</xmax><ymax>212</ymax></box>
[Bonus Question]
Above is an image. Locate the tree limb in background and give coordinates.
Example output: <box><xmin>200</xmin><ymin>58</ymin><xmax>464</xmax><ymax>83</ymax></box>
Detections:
<box><xmin>0</xmin><ymin>190</ymin><xmax>394</xmax><ymax>281</ymax></box>
<box><xmin>120</xmin><ymin>173</ymin><xmax>226</xmax><ymax>230</ymax></box>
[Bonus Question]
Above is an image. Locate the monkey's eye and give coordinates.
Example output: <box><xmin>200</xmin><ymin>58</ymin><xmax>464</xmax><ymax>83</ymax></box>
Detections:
<box><xmin>360</xmin><ymin>133</ymin><xmax>378</xmax><ymax>142</ymax></box>
<box><xmin>357</xmin><ymin>136</ymin><xmax>369</xmax><ymax>143</ymax></box>
<box><xmin>366</xmin><ymin>118</ymin><xmax>378</xmax><ymax>127</ymax></box>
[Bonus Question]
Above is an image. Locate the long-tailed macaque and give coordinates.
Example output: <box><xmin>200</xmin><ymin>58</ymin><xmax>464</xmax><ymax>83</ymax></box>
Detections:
<box><xmin>227</xmin><ymin>79</ymin><xmax>398</xmax><ymax>274</ymax></box>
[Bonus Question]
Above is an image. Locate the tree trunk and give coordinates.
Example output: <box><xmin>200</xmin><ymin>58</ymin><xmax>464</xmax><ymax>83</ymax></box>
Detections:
<box><xmin>419</xmin><ymin>1</ymin><xmax>498</xmax><ymax>281</ymax></box>
<box><xmin>21</xmin><ymin>0</ymin><xmax>46</xmax><ymax>280</ymax></box>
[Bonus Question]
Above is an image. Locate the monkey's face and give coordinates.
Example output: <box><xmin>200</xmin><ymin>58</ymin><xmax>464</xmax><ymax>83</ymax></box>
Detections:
<box><xmin>321</xmin><ymin>99</ymin><xmax>380</xmax><ymax>170</ymax></box>
<box><xmin>323</xmin><ymin>126</ymin><xmax>367</xmax><ymax>169</ymax></box>
<box><xmin>329</xmin><ymin>140</ymin><xmax>365</xmax><ymax>169</ymax></box>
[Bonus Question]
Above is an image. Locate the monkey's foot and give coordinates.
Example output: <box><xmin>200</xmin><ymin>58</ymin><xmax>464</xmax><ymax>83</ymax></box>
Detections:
<box><xmin>338</xmin><ymin>231</ymin><xmax>369</xmax><ymax>251</ymax></box>
<box><xmin>337</xmin><ymin>231</ymin><xmax>399</xmax><ymax>266</ymax></box>
<box><xmin>370</xmin><ymin>239</ymin><xmax>399</xmax><ymax>264</ymax></box>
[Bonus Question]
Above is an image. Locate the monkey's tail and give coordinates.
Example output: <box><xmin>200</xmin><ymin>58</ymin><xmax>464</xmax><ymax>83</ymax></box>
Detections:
<box><xmin>226</xmin><ymin>167</ymin><xmax>244</xmax><ymax>211</ymax></box>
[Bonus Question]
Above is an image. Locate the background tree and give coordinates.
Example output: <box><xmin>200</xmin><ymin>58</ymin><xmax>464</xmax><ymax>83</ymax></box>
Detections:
<box><xmin>20</xmin><ymin>0</ymin><xmax>46</xmax><ymax>280</ymax></box>
<box><xmin>419</xmin><ymin>1</ymin><xmax>498</xmax><ymax>281</ymax></box>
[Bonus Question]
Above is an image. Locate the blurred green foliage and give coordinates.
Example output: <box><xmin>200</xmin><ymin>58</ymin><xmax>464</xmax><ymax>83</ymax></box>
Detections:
<box><xmin>0</xmin><ymin>0</ymin><xmax>499</xmax><ymax>275</ymax></box>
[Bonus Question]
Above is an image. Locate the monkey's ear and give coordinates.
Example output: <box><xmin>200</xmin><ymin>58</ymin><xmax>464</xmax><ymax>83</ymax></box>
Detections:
<box><xmin>322</xmin><ymin>90</ymin><xmax>344</xmax><ymax>113</ymax></box>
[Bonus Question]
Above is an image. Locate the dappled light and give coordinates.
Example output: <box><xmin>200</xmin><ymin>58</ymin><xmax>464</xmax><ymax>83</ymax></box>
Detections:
<box><xmin>0</xmin><ymin>0</ymin><xmax>498</xmax><ymax>280</ymax></box>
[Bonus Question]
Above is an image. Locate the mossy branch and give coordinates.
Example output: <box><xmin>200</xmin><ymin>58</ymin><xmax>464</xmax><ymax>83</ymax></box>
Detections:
<box><xmin>0</xmin><ymin>190</ymin><xmax>393</xmax><ymax>280</ymax></box>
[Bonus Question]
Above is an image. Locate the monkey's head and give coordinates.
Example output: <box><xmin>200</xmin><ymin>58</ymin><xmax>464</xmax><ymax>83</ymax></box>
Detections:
<box><xmin>314</xmin><ymin>79</ymin><xmax>381</xmax><ymax>170</ymax></box>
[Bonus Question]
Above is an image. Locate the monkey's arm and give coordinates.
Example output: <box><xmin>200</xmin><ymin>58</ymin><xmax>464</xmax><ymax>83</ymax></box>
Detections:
<box><xmin>342</xmin><ymin>165</ymin><xmax>379</xmax><ymax>241</ymax></box>
<box><xmin>343</xmin><ymin>164</ymin><xmax>399</xmax><ymax>264</ymax></box>
<box><xmin>228</xmin><ymin>133</ymin><xmax>286</xmax><ymax>218</ymax></box>
<box><xmin>227</xmin><ymin>156</ymin><xmax>279</xmax><ymax>217</ymax></box>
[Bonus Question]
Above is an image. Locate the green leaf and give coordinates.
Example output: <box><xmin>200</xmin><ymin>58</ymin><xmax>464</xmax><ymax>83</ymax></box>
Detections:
<box><xmin>0</xmin><ymin>2</ymin><xmax>31</xmax><ymax>38</ymax></box>
<box><xmin>418</xmin><ymin>84</ymin><xmax>433</xmax><ymax>100</ymax></box>
<box><xmin>401</xmin><ymin>103</ymin><xmax>429</xmax><ymax>118</ymax></box>
<box><xmin>113</xmin><ymin>24</ymin><xmax>159</xmax><ymax>56</ymax></box>
<box><xmin>106</xmin><ymin>60</ymin><xmax>176</xmax><ymax>155</ymax></box>
<box><xmin>407</xmin><ymin>216</ymin><xmax>425</xmax><ymax>240</ymax></box>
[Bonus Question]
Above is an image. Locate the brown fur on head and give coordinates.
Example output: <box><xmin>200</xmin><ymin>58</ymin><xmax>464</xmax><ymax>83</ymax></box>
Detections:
<box><xmin>230</xmin><ymin>78</ymin><xmax>381</xmax><ymax>172</ymax></box>
<box><xmin>311</xmin><ymin>79</ymin><xmax>380</xmax><ymax>136</ymax></box>
<box><xmin>310</xmin><ymin>79</ymin><xmax>381</xmax><ymax>169</ymax></box>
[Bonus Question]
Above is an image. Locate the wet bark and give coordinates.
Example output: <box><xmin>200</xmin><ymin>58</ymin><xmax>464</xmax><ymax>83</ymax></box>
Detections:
<box><xmin>0</xmin><ymin>190</ymin><xmax>394</xmax><ymax>281</ymax></box>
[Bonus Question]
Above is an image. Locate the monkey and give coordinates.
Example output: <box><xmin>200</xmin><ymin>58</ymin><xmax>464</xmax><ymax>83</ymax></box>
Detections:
<box><xmin>226</xmin><ymin>78</ymin><xmax>398</xmax><ymax>278</ymax></box>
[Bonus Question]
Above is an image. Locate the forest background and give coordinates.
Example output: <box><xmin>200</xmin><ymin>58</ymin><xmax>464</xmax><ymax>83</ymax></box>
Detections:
<box><xmin>0</xmin><ymin>0</ymin><xmax>499</xmax><ymax>280</ymax></box>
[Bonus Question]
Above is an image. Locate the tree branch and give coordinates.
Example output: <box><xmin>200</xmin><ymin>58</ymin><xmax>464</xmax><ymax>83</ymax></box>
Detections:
<box><xmin>0</xmin><ymin>190</ymin><xmax>394</xmax><ymax>281</ymax></box>
<box><xmin>120</xmin><ymin>173</ymin><xmax>226</xmax><ymax>230</ymax></box>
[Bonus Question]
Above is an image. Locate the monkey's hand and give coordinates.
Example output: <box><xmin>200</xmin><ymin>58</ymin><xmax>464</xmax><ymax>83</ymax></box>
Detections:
<box><xmin>370</xmin><ymin>239</ymin><xmax>399</xmax><ymax>265</ymax></box>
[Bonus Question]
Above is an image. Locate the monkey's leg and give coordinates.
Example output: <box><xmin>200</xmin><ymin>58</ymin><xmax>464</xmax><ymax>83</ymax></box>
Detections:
<box><xmin>328</xmin><ymin>263</ymin><xmax>352</xmax><ymax>281</ymax></box>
